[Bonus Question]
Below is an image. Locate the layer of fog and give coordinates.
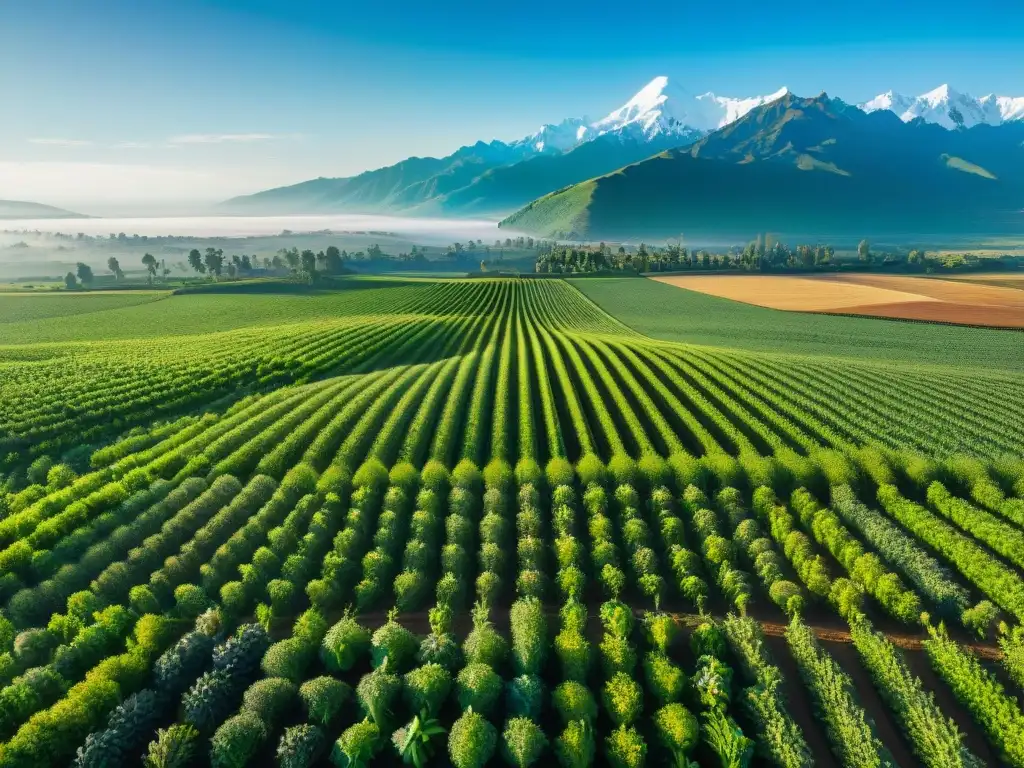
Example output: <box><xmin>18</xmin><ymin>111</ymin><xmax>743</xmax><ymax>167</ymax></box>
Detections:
<box><xmin>1</xmin><ymin>214</ymin><xmax>511</xmax><ymax>246</ymax></box>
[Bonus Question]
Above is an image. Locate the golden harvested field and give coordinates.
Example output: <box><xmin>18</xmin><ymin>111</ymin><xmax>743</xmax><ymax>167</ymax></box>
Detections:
<box><xmin>650</xmin><ymin>273</ymin><xmax>1024</xmax><ymax>328</ymax></box>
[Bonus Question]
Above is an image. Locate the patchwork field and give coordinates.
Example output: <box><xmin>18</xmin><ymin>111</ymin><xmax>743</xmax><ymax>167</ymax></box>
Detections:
<box><xmin>0</xmin><ymin>276</ymin><xmax>1022</xmax><ymax>768</ymax></box>
<box><xmin>650</xmin><ymin>272</ymin><xmax>1024</xmax><ymax>328</ymax></box>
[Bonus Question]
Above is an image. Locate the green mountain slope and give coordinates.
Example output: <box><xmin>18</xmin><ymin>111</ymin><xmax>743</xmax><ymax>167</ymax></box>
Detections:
<box><xmin>222</xmin><ymin>135</ymin><xmax>688</xmax><ymax>217</ymax></box>
<box><xmin>500</xmin><ymin>93</ymin><xmax>1024</xmax><ymax>240</ymax></box>
<box><xmin>0</xmin><ymin>200</ymin><xmax>87</xmax><ymax>219</ymax></box>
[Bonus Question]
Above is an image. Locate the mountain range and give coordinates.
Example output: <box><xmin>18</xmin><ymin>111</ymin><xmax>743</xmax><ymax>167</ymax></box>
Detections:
<box><xmin>224</xmin><ymin>77</ymin><xmax>1024</xmax><ymax>239</ymax></box>
<box><xmin>500</xmin><ymin>92</ymin><xmax>1024</xmax><ymax>240</ymax></box>
<box><xmin>0</xmin><ymin>200</ymin><xmax>87</xmax><ymax>220</ymax></box>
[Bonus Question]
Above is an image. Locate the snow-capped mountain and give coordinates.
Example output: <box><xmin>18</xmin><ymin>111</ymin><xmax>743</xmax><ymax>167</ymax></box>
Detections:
<box><xmin>860</xmin><ymin>84</ymin><xmax>1024</xmax><ymax>129</ymax></box>
<box><xmin>513</xmin><ymin>76</ymin><xmax>789</xmax><ymax>152</ymax></box>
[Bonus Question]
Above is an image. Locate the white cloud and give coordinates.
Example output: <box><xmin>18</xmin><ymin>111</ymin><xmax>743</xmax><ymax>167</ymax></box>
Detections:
<box><xmin>113</xmin><ymin>141</ymin><xmax>152</xmax><ymax>149</ymax></box>
<box><xmin>168</xmin><ymin>133</ymin><xmax>277</xmax><ymax>144</ymax></box>
<box><xmin>28</xmin><ymin>138</ymin><xmax>93</xmax><ymax>147</ymax></box>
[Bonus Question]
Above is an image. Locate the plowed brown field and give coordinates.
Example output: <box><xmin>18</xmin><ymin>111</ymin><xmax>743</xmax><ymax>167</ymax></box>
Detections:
<box><xmin>651</xmin><ymin>273</ymin><xmax>1024</xmax><ymax>328</ymax></box>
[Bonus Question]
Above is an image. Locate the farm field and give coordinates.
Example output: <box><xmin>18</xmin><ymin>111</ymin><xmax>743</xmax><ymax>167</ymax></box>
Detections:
<box><xmin>650</xmin><ymin>272</ymin><xmax>1024</xmax><ymax>328</ymax></box>
<box><xmin>0</xmin><ymin>276</ymin><xmax>1022</xmax><ymax>768</ymax></box>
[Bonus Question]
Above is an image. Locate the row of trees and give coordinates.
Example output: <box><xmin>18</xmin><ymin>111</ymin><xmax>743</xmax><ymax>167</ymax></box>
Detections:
<box><xmin>535</xmin><ymin>238</ymin><xmax>837</xmax><ymax>274</ymax></box>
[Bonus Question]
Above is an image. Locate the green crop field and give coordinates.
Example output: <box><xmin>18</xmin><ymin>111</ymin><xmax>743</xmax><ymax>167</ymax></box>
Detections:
<box><xmin>0</xmin><ymin>275</ymin><xmax>1022</xmax><ymax>768</ymax></box>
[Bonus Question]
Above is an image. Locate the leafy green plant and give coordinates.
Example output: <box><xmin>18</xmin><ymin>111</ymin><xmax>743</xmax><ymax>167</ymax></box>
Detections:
<box><xmin>464</xmin><ymin>602</ymin><xmax>509</xmax><ymax>668</ymax></box>
<box><xmin>331</xmin><ymin>719</ymin><xmax>381</xmax><ymax>768</ymax></box>
<box><xmin>371</xmin><ymin>609</ymin><xmax>418</xmax><ymax>672</ymax></box>
<box><xmin>241</xmin><ymin>677</ymin><xmax>298</xmax><ymax>727</ymax></box>
<box><xmin>552</xmin><ymin>680</ymin><xmax>597</xmax><ymax>725</ymax></box>
<box><xmin>392</xmin><ymin>710</ymin><xmax>446</xmax><ymax>768</ymax></box>
<box><xmin>603</xmin><ymin>672</ymin><xmax>643</xmax><ymax>726</ymax></box>
<box><xmin>506</xmin><ymin>673</ymin><xmax>544</xmax><ymax>719</ymax></box>
<box><xmin>503</xmin><ymin>716</ymin><xmax>548</xmax><ymax>767</ymax></box>
<box><xmin>143</xmin><ymin>724</ymin><xmax>200</xmax><ymax>768</ymax></box>
<box><xmin>357</xmin><ymin>660</ymin><xmax>401</xmax><ymax>730</ymax></box>
<box><xmin>605</xmin><ymin>724</ymin><xmax>647</xmax><ymax>768</ymax></box>
<box><xmin>555</xmin><ymin>719</ymin><xmax>595</xmax><ymax>768</ymax></box>
<box><xmin>402</xmin><ymin>663</ymin><xmax>452</xmax><ymax>717</ymax></box>
<box><xmin>210</xmin><ymin>712</ymin><xmax>267</xmax><ymax>768</ymax></box>
<box><xmin>653</xmin><ymin>703</ymin><xmax>700</xmax><ymax>765</ymax></box>
<box><xmin>510</xmin><ymin>597</ymin><xmax>547</xmax><ymax>675</ymax></box>
<box><xmin>456</xmin><ymin>661</ymin><xmax>503</xmax><ymax>717</ymax></box>
<box><xmin>448</xmin><ymin>708</ymin><xmax>497</xmax><ymax>768</ymax></box>
<box><xmin>300</xmin><ymin>676</ymin><xmax>351</xmax><ymax>726</ymax></box>
<box><xmin>277</xmin><ymin>724</ymin><xmax>325</xmax><ymax>768</ymax></box>
<box><xmin>644</xmin><ymin>651</ymin><xmax>686</xmax><ymax>704</ymax></box>
<box><xmin>321</xmin><ymin>611</ymin><xmax>371</xmax><ymax>673</ymax></box>
<box><xmin>702</xmin><ymin>709</ymin><xmax>753</xmax><ymax>768</ymax></box>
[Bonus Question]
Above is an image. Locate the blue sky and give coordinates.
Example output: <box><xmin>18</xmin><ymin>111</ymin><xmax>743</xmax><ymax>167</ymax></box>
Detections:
<box><xmin>3</xmin><ymin>0</ymin><xmax>1023</xmax><ymax>212</ymax></box>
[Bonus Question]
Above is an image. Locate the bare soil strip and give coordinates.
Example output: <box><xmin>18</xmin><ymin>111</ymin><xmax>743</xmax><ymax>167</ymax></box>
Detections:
<box><xmin>651</xmin><ymin>273</ymin><xmax>1024</xmax><ymax>329</ymax></box>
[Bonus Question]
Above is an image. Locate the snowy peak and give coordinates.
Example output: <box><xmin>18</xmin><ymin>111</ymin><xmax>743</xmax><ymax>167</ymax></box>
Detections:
<box><xmin>860</xmin><ymin>84</ymin><xmax>1024</xmax><ymax>128</ymax></box>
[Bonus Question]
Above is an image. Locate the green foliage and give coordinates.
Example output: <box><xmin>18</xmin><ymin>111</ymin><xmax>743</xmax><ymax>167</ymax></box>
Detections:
<box><xmin>392</xmin><ymin>711</ymin><xmax>446</xmax><ymax>768</ymax></box>
<box><xmin>402</xmin><ymin>663</ymin><xmax>452</xmax><ymax>717</ymax></box>
<box><xmin>143</xmin><ymin>724</ymin><xmax>200</xmax><ymax>768</ymax></box>
<box><xmin>322</xmin><ymin>612</ymin><xmax>372</xmax><ymax>673</ymax></box>
<box><xmin>456</xmin><ymin>662</ymin><xmax>503</xmax><ymax>717</ymax></box>
<box><xmin>554</xmin><ymin>628</ymin><xmax>591</xmax><ymax>682</ymax></box>
<box><xmin>644</xmin><ymin>651</ymin><xmax>686</xmax><ymax>704</ymax></box>
<box><xmin>371</xmin><ymin>611</ymin><xmax>418</xmax><ymax>673</ymax></box>
<box><xmin>510</xmin><ymin>597</ymin><xmax>547</xmax><ymax>675</ymax></box>
<box><xmin>242</xmin><ymin>677</ymin><xmax>298</xmax><ymax>726</ymax></box>
<box><xmin>331</xmin><ymin>719</ymin><xmax>380</xmax><ymax>768</ymax></box>
<box><xmin>605</xmin><ymin>724</ymin><xmax>647</xmax><ymax>768</ymax></box>
<box><xmin>702</xmin><ymin>709</ymin><xmax>753</xmax><ymax>768</ymax></box>
<box><xmin>464</xmin><ymin>603</ymin><xmax>509</xmax><ymax>668</ymax></box>
<box><xmin>448</xmin><ymin>709</ymin><xmax>497</xmax><ymax>768</ymax></box>
<box><xmin>210</xmin><ymin>712</ymin><xmax>267</xmax><ymax>768</ymax></box>
<box><xmin>277</xmin><ymin>724</ymin><xmax>325</xmax><ymax>768</ymax></box>
<box><xmin>653</xmin><ymin>703</ymin><xmax>699</xmax><ymax>759</ymax></box>
<box><xmin>505</xmin><ymin>673</ymin><xmax>544</xmax><ymax>719</ymax></box>
<box><xmin>503</xmin><ymin>717</ymin><xmax>548</xmax><ymax>767</ymax></box>
<box><xmin>357</xmin><ymin>663</ymin><xmax>401</xmax><ymax>730</ymax></box>
<box><xmin>603</xmin><ymin>672</ymin><xmax>643</xmax><ymax>726</ymax></box>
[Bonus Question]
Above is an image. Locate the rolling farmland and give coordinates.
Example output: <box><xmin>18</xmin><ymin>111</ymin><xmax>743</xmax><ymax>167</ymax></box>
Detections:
<box><xmin>0</xmin><ymin>276</ymin><xmax>1022</xmax><ymax>768</ymax></box>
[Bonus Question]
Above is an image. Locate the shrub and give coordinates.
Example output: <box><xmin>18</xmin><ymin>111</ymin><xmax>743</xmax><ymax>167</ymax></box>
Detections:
<box><xmin>300</xmin><ymin>676</ymin><xmax>351</xmax><ymax>726</ymax></box>
<box><xmin>552</xmin><ymin>680</ymin><xmax>597</xmax><ymax>725</ymax></box>
<box><xmin>515</xmin><ymin>458</ymin><xmax>543</xmax><ymax>487</ymax></box>
<box><xmin>213</xmin><ymin>623</ymin><xmax>269</xmax><ymax>676</ymax></box>
<box><xmin>603</xmin><ymin>672</ymin><xmax>643</xmax><ymax>726</ymax></box>
<box><xmin>510</xmin><ymin>597</ymin><xmax>547</xmax><ymax>675</ymax></box>
<box><xmin>637</xmin><ymin>453</ymin><xmax>669</xmax><ymax>490</ymax></box>
<box><xmin>143</xmin><ymin>723</ymin><xmax>199</xmax><ymax>768</ymax></box>
<box><xmin>129</xmin><ymin>585</ymin><xmax>161</xmax><ymax>615</ymax></box>
<box><xmin>418</xmin><ymin>631</ymin><xmax>462</xmax><ymax>671</ymax></box>
<box><xmin>402</xmin><ymin>663</ymin><xmax>452</xmax><ymax>717</ymax></box>
<box><xmin>506</xmin><ymin>674</ymin><xmax>544</xmax><ymax>719</ymax></box>
<box><xmin>389</xmin><ymin>461</ymin><xmax>420</xmax><ymax>491</ymax></box>
<box><xmin>503</xmin><ymin>716</ymin><xmax>548</xmax><ymax>767</ymax></box>
<box><xmin>484</xmin><ymin>458</ymin><xmax>514</xmax><ymax>491</ymax></box>
<box><xmin>182</xmin><ymin>669</ymin><xmax>239</xmax><ymax>732</ymax></box>
<box><xmin>600</xmin><ymin>633</ymin><xmax>637</xmax><ymax>676</ymax></box>
<box><xmin>554</xmin><ymin>719</ymin><xmax>595</xmax><ymax>768</ymax></box>
<box><xmin>644</xmin><ymin>613</ymin><xmax>678</xmax><ymax>654</ymax></box>
<box><xmin>153</xmin><ymin>631</ymin><xmax>214</xmax><ymax>696</ymax></box>
<box><xmin>448</xmin><ymin>709</ymin><xmax>497</xmax><ymax>768</ymax></box>
<box><xmin>463</xmin><ymin>603</ymin><xmax>509</xmax><ymax>669</ymax></box>
<box><xmin>643</xmin><ymin>651</ymin><xmax>686</xmax><ymax>704</ymax></box>
<box><xmin>172</xmin><ymin>585</ymin><xmax>208</xmax><ymax>621</ymax></box>
<box><xmin>599</xmin><ymin>600</ymin><xmax>633</xmax><ymax>639</ymax></box>
<box><xmin>353</xmin><ymin>458</ymin><xmax>389</xmax><ymax>490</ymax></box>
<box><xmin>690</xmin><ymin>622</ymin><xmax>726</xmax><ymax>659</ymax></box>
<box><xmin>321</xmin><ymin>611</ymin><xmax>371</xmax><ymax>673</ymax></box>
<box><xmin>576</xmin><ymin>453</ymin><xmax>606</xmax><ymax>487</ymax></box>
<box><xmin>277</xmin><ymin>724</ymin><xmax>325</xmax><ymax>768</ymax></box>
<box><xmin>133</xmin><ymin>614</ymin><xmax>176</xmax><ymax>655</ymax></box>
<box><xmin>371</xmin><ymin>611</ymin><xmax>418</xmax><ymax>672</ymax></box>
<box><xmin>452</xmin><ymin>459</ymin><xmax>482</xmax><ymax>491</ymax></box>
<box><xmin>476</xmin><ymin>571</ymin><xmax>502</xmax><ymax>606</ymax></box>
<box><xmin>608</xmin><ymin>454</ymin><xmax>637</xmax><ymax>486</ymax></box>
<box><xmin>262</xmin><ymin>637</ymin><xmax>311</xmax><ymax>683</ymax></box>
<box><xmin>74</xmin><ymin>689</ymin><xmax>162</xmax><ymax>768</ymax></box>
<box><xmin>560</xmin><ymin>600</ymin><xmax>588</xmax><ymax>634</ymax></box>
<box><xmin>331</xmin><ymin>719</ymin><xmax>380</xmax><ymax>768</ymax></box>
<box><xmin>242</xmin><ymin>677</ymin><xmax>298</xmax><ymax>726</ymax></box>
<box><xmin>693</xmin><ymin>655</ymin><xmax>732</xmax><ymax>710</ymax></box>
<box><xmin>605</xmin><ymin>724</ymin><xmax>647</xmax><ymax>768</ymax></box>
<box><xmin>546</xmin><ymin>457</ymin><xmax>575</xmax><ymax>488</ymax></box>
<box><xmin>357</xmin><ymin>663</ymin><xmax>401</xmax><ymax>729</ymax></box>
<box><xmin>13</xmin><ymin>628</ymin><xmax>55</xmax><ymax>667</ymax></box>
<box><xmin>455</xmin><ymin>662</ymin><xmax>503</xmax><ymax>717</ymax></box>
<box><xmin>652</xmin><ymin>703</ymin><xmax>699</xmax><ymax>759</ymax></box>
<box><xmin>210</xmin><ymin>712</ymin><xmax>266</xmax><ymax>768</ymax></box>
<box><xmin>554</xmin><ymin>628</ymin><xmax>591</xmax><ymax>682</ymax></box>
<box><xmin>420</xmin><ymin>460</ymin><xmax>450</xmax><ymax>492</ymax></box>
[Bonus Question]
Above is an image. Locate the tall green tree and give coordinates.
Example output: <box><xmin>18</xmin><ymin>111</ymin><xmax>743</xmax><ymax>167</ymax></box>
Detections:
<box><xmin>203</xmin><ymin>248</ymin><xmax>224</xmax><ymax>278</ymax></box>
<box><xmin>64</xmin><ymin>272</ymin><xmax>78</xmax><ymax>289</ymax></box>
<box><xmin>300</xmin><ymin>250</ymin><xmax>317</xmax><ymax>283</ymax></box>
